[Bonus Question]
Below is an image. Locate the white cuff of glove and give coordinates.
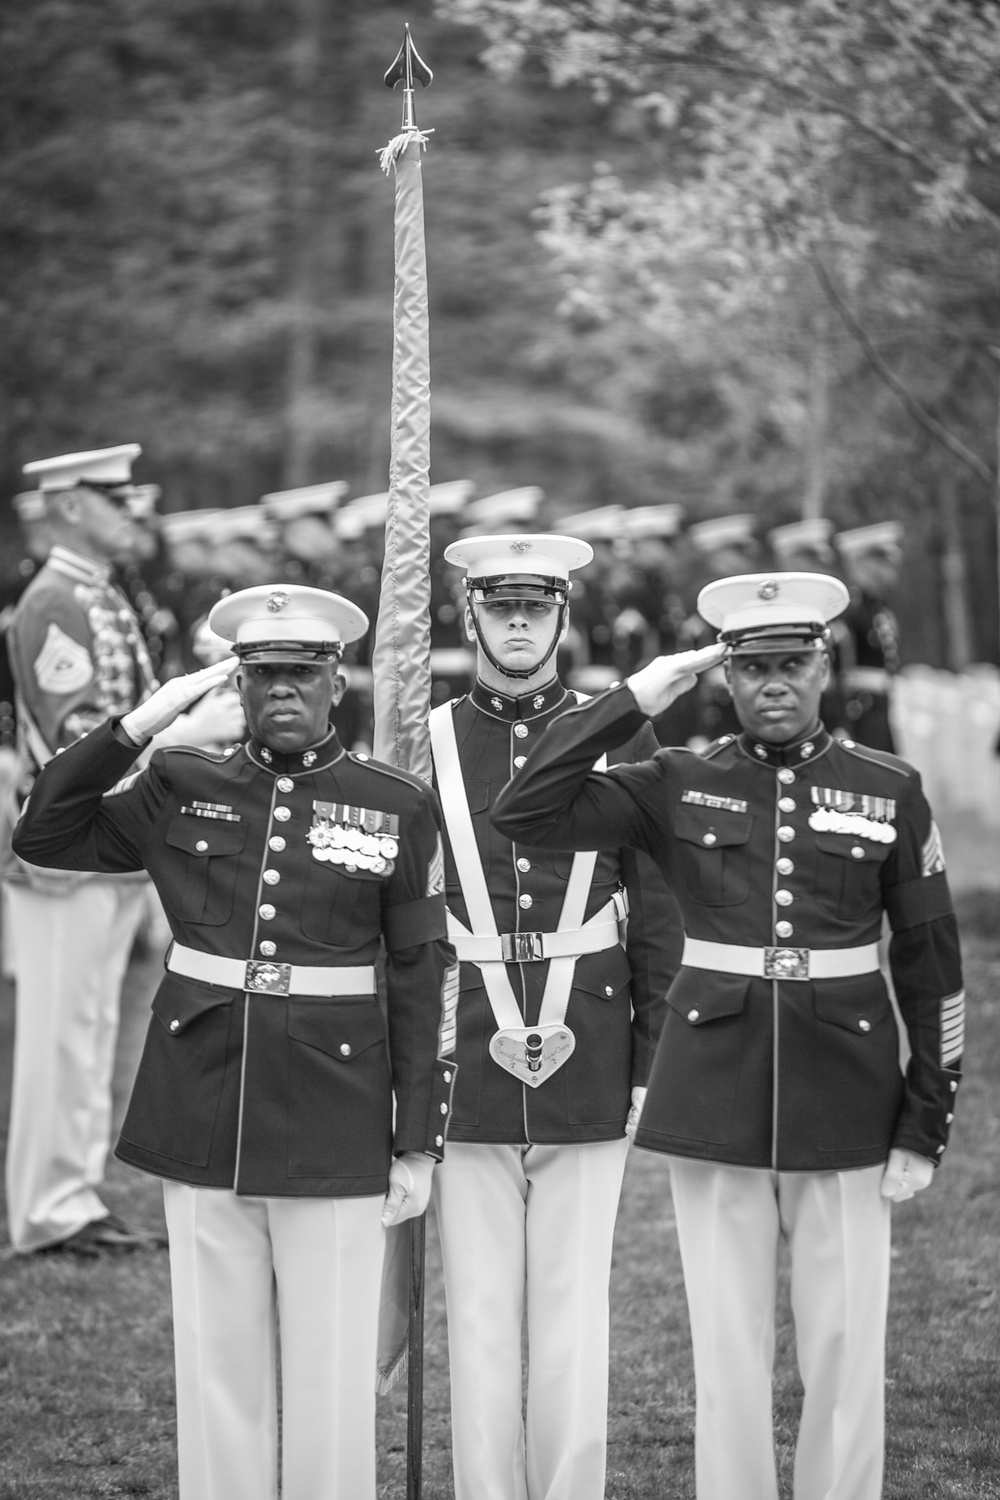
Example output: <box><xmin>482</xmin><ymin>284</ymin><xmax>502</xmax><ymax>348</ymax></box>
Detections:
<box><xmin>880</xmin><ymin>1147</ymin><xmax>935</xmax><ymax>1203</ymax></box>
<box><xmin>381</xmin><ymin>1151</ymin><xmax>436</xmax><ymax>1228</ymax></box>
<box><xmin>120</xmin><ymin>659</ymin><xmax>239</xmax><ymax>745</ymax></box>
<box><xmin>626</xmin><ymin>1085</ymin><xmax>647</xmax><ymax>1143</ymax></box>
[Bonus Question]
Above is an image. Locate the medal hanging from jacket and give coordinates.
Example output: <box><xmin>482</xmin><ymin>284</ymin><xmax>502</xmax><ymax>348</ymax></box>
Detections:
<box><xmin>430</xmin><ymin>702</ymin><xmax>606</xmax><ymax>1087</ymax></box>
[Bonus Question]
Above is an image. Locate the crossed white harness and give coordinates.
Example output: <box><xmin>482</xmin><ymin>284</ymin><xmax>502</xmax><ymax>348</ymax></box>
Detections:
<box><xmin>429</xmin><ymin>700</ymin><xmax>619</xmax><ymax>1087</ymax></box>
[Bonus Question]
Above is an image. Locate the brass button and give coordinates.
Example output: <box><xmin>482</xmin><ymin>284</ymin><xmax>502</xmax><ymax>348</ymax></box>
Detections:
<box><xmin>273</xmin><ymin>806</ymin><xmax>291</xmax><ymax>822</ymax></box>
<box><xmin>440</xmin><ymin>1102</ymin><xmax>448</xmax><ymax>1114</ymax></box>
<box><xmin>277</xmin><ymin>776</ymin><xmax>294</xmax><ymax>792</ymax></box>
<box><xmin>516</xmin><ymin>857</ymin><xmax>531</xmax><ymax>872</ymax></box>
<box><xmin>340</xmin><ymin>1043</ymin><xmax>351</xmax><ymax>1057</ymax></box>
<box><xmin>514</xmin><ymin>755</ymin><xmax>527</xmax><ymax>768</ymax></box>
<box><xmin>776</xmin><ymin>858</ymin><xmax>794</xmax><ymax>875</ymax></box>
<box><xmin>514</xmin><ymin>723</ymin><xmax>529</xmax><ymax>739</ymax></box>
<box><xmin>169</xmin><ymin>1019</ymin><xmax>180</xmax><ymax>1032</ymax></box>
<box><xmin>605</xmin><ymin>985</ymin><xmax>614</xmax><ymax>996</ymax></box>
<box><xmin>842</xmin><ymin>739</ymin><xmax>855</xmax><ymax>749</ymax></box>
<box><xmin>950</xmin><ymin>1080</ymin><xmax>958</xmax><ymax>1092</ymax></box>
<box><xmin>775</xmin><ymin>920</ymin><xmax>794</xmax><ymax>939</ymax></box>
<box><xmin>195</xmin><ymin>839</ymin><xmax>208</xmax><ymax>853</ymax></box>
<box><xmin>851</xmin><ymin>846</ymin><xmax>865</xmax><ymax>860</ymax></box>
<box><xmin>518</xmin><ymin>894</ymin><xmax>533</xmax><ymax>909</ymax></box>
<box><xmin>259</xmin><ymin>904</ymin><xmax>276</xmax><ymax>921</ymax></box>
<box><xmin>778</xmin><ymin>797</ymin><xmax>795</xmax><ymax>813</ymax></box>
<box><xmin>777</xmin><ymin>768</ymin><xmax>795</xmax><ymax>785</ymax></box>
<box><xmin>702</xmin><ymin>832</ymin><xmax>717</xmax><ymax>846</ymax></box>
<box><xmin>945</xmin><ymin>1112</ymin><xmax>954</xmax><ymax>1124</ymax></box>
<box><xmin>268</xmin><ymin>836</ymin><xmax>286</xmax><ymax>852</ymax></box>
<box><xmin>775</xmin><ymin>889</ymin><xmax>793</xmax><ymax>906</ymax></box>
<box><xmin>263</xmin><ymin>869</ymin><xmax>280</xmax><ymax>885</ymax></box>
<box><xmin>259</xmin><ymin>941</ymin><xmax>277</xmax><ymax>957</ymax></box>
<box><xmin>859</xmin><ymin>1019</ymin><xmax>871</xmax><ymax>1033</ymax></box>
<box><xmin>687</xmin><ymin>1008</ymin><xmax>700</xmax><ymax>1022</ymax></box>
<box><xmin>436</xmin><ymin>1135</ymin><xmax>444</xmax><ymax>1147</ymax></box>
<box><xmin>443</xmin><ymin>1071</ymin><xmax>452</xmax><ymax>1084</ymax></box>
<box><xmin>777</xmin><ymin>826</ymin><xmax>795</xmax><ymax>843</ymax></box>
<box><xmin>936</xmin><ymin>1144</ymin><xmax>945</xmax><ymax>1154</ymax></box>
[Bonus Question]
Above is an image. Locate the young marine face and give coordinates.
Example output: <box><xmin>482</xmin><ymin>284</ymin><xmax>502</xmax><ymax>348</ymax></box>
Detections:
<box><xmin>465</xmin><ymin>597</ymin><xmax>566</xmax><ymax>678</ymax></box>
<box><xmin>726</xmin><ymin>648</ymin><xmax>829</xmax><ymax>744</ymax></box>
<box><xmin>238</xmin><ymin>662</ymin><xmax>344</xmax><ymax>752</ymax></box>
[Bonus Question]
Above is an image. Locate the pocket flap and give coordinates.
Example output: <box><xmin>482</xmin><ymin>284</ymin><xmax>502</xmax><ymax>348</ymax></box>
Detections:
<box><xmin>152</xmin><ymin>976</ymin><xmax>234</xmax><ymax>1035</ymax></box>
<box><xmin>812</xmin><ymin>976</ymin><xmax>891</xmax><ymax>1033</ymax></box>
<box><xmin>813</xmin><ymin>831</ymin><xmax>891</xmax><ymax>865</ymax></box>
<box><xmin>572</xmin><ymin>944</ymin><xmax>630</xmax><ymax>1000</ymax></box>
<box><xmin>668</xmin><ymin>967</ymin><xmax>750</xmax><ymax>1024</ymax></box>
<box><xmin>166</xmin><ymin>814</ymin><xmax>247</xmax><ymax>858</ymax></box>
<box><xmin>287</xmin><ymin>1000</ymin><xmax>386</xmax><ymax>1061</ymax></box>
<box><xmin>675</xmin><ymin>804</ymin><xmax>752</xmax><ymax>850</ymax></box>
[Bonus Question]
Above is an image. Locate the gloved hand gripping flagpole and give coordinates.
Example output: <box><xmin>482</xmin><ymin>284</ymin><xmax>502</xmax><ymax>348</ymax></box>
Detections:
<box><xmin>372</xmin><ymin>25</ymin><xmax>435</xmax><ymax>1500</ymax></box>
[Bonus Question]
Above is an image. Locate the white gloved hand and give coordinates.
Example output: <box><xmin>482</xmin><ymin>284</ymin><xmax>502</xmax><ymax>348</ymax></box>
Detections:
<box><xmin>171</xmin><ymin>688</ymin><xmax>246</xmax><ymax>750</ymax></box>
<box><xmin>880</xmin><ymin>1147</ymin><xmax>935</xmax><ymax>1203</ymax></box>
<box><xmin>381</xmin><ymin>1152</ymin><xmax>436</xmax><ymax>1228</ymax></box>
<box><xmin>626</xmin><ymin>1085</ymin><xmax>647</xmax><ymax>1143</ymax></box>
<box><xmin>627</xmin><ymin>644</ymin><xmax>727</xmax><ymax>718</ymax></box>
<box><xmin>120</xmin><ymin>659</ymin><xmax>239</xmax><ymax>745</ymax></box>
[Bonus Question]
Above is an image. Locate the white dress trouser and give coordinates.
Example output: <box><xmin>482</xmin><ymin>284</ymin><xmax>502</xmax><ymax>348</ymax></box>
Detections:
<box><xmin>433</xmin><ymin>1137</ymin><xmax>630</xmax><ymax>1500</ymax></box>
<box><xmin>5</xmin><ymin>879</ymin><xmax>147</xmax><ymax>1251</ymax></box>
<box><xmin>162</xmin><ymin>1182</ymin><xmax>385</xmax><ymax>1500</ymax></box>
<box><xmin>667</xmin><ymin>1157</ymin><xmax>892</xmax><ymax>1500</ymax></box>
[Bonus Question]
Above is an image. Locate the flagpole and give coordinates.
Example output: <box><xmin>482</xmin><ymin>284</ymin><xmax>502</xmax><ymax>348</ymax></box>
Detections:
<box><xmin>372</xmin><ymin>27</ymin><xmax>434</xmax><ymax>1500</ymax></box>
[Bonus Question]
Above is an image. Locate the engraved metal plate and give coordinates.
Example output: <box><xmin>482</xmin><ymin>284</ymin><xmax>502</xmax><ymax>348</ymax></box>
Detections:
<box><xmin>244</xmin><ymin>961</ymin><xmax>292</xmax><ymax>995</ymax></box>
<box><xmin>500</xmin><ymin>930</ymin><xmax>545</xmax><ymax>963</ymax></box>
<box><xmin>764</xmin><ymin>947</ymin><xmax>809</xmax><ymax>981</ymax></box>
<box><xmin>489</xmin><ymin>1024</ymin><xmax>576</xmax><ymax>1086</ymax></box>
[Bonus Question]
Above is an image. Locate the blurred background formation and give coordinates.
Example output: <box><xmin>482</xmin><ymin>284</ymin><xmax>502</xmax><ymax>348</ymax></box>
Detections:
<box><xmin>1</xmin><ymin>0</ymin><xmax>999</xmax><ymax>844</ymax></box>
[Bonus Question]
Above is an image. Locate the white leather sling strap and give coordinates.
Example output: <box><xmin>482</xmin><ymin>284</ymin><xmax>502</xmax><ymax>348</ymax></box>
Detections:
<box><xmin>429</xmin><ymin>701</ymin><xmax>614</xmax><ymax>1087</ymax></box>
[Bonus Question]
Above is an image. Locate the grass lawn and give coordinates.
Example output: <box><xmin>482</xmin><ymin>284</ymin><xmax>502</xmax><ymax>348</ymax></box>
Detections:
<box><xmin>0</xmin><ymin>889</ymin><xmax>997</xmax><ymax>1499</ymax></box>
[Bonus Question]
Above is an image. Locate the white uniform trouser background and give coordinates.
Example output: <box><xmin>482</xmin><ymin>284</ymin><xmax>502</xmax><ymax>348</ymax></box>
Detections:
<box><xmin>162</xmin><ymin>1183</ymin><xmax>385</xmax><ymax>1500</ymax></box>
<box><xmin>667</xmin><ymin>1157</ymin><xmax>891</xmax><ymax>1500</ymax></box>
<box><xmin>433</xmin><ymin>1137</ymin><xmax>630</xmax><ymax>1500</ymax></box>
<box><xmin>5</xmin><ymin>878</ymin><xmax>147</xmax><ymax>1251</ymax></box>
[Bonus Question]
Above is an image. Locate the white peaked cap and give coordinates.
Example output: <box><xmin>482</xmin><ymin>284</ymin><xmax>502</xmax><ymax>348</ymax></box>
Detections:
<box><xmin>623</xmin><ymin>503</ymin><xmax>685</xmax><ymax>540</ymax></box>
<box><xmin>260</xmin><ymin>481</ymin><xmax>348</xmax><ymax>522</ymax></box>
<box><xmin>768</xmin><ymin>516</ymin><xmax>835</xmax><ymax>561</ymax></box>
<box><xmin>445</xmin><ymin>532</ymin><xmax>594</xmax><ymax>582</ymax></box>
<box><xmin>23</xmin><ymin>443</ymin><xmax>142</xmax><ymax>491</ymax></box>
<box><xmin>556</xmin><ymin>505</ymin><xmax>625</xmax><ymax>541</ymax></box>
<box><xmin>462</xmin><ymin>487</ymin><xmax>543</xmax><ymax>529</ymax></box>
<box><xmin>210</xmin><ymin>584</ymin><xmax>368</xmax><ymax>656</ymax></box>
<box><xmin>159</xmin><ymin>509</ymin><xmax>222</xmax><ymax>545</ymax></box>
<box><xmin>698</xmin><ymin>571</ymin><xmax>849</xmax><ymax>652</ymax></box>
<box><xmin>834</xmin><ymin>520</ymin><xmax>903</xmax><ymax>558</ymax></box>
<box><xmin>687</xmin><ymin>513</ymin><xmax>757</xmax><ymax>554</ymax></box>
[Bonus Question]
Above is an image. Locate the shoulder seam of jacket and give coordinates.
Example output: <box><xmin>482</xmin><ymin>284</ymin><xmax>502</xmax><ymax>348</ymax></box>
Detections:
<box><xmin>839</xmin><ymin>741</ymin><xmax>913</xmax><ymax>779</ymax></box>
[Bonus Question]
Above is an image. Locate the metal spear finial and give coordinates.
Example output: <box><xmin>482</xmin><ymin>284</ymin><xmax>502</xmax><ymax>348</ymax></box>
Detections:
<box><xmin>384</xmin><ymin>23</ymin><xmax>433</xmax><ymax>132</ymax></box>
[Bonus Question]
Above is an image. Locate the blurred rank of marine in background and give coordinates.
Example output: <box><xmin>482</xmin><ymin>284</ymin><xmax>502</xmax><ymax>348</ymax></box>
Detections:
<box><xmin>831</xmin><ymin>521</ymin><xmax>904</xmax><ymax>752</ymax></box>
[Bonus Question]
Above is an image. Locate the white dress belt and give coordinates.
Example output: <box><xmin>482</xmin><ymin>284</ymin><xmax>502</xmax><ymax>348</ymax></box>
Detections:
<box><xmin>681</xmin><ymin>936</ymin><xmax>881</xmax><ymax>982</ymax></box>
<box><xmin>166</xmin><ymin>942</ymin><xmax>377</xmax><ymax>998</ymax></box>
<box><xmin>448</xmin><ymin>903</ymin><xmax>621</xmax><ymax>965</ymax></box>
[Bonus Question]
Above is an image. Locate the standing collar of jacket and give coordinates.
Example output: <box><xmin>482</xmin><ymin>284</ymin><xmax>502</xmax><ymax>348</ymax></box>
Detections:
<box><xmin>470</xmin><ymin>676</ymin><xmax>571</xmax><ymax>722</ymax></box>
<box><xmin>47</xmin><ymin>545</ymin><xmax>112</xmax><ymax>587</ymax></box>
<box><xmin>246</xmin><ymin>727</ymin><xmax>345</xmax><ymax>776</ymax></box>
<box><xmin>736</xmin><ymin>722</ymin><xmax>832</xmax><ymax>769</ymax></box>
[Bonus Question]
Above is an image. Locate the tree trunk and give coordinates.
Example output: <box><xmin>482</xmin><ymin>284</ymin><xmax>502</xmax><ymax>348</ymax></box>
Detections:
<box><xmin>802</xmin><ymin>297</ymin><xmax>830</xmax><ymax>521</ymax></box>
<box><xmin>937</xmin><ymin>472</ymin><xmax>974</xmax><ymax>671</ymax></box>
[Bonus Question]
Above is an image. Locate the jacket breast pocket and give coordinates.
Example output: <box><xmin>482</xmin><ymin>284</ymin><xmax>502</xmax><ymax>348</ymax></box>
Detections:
<box><xmin>164</xmin><ymin>815</ymin><xmax>248</xmax><ymax>926</ymax></box>
<box><xmin>812</xmin><ymin>831</ymin><xmax>891</xmax><ymax>923</ymax></box>
<box><xmin>300</xmin><ymin>861</ymin><xmax>387</xmax><ymax>946</ymax></box>
<box><xmin>674</xmin><ymin>804</ymin><xmax>753</xmax><ymax>906</ymax></box>
<box><xmin>285</xmin><ymin>1001</ymin><xmax>392</xmax><ymax>1178</ymax></box>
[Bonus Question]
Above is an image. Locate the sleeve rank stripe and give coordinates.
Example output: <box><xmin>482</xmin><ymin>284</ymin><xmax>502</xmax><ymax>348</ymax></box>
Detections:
<box><xmin>940</xmin><ymin>990</ymin><xmax>965</xmax><ymax>1066</ymax></box>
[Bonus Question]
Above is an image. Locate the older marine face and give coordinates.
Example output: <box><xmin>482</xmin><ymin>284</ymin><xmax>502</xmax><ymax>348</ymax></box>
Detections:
<box><xmin>726</xmin><ymin>648</ymin><xmax>829</xmax><ymax>744</ymax></box>
<box><xmin>238</xmin><ymin>662</ymin><xmax>344</xmax><ymax>752</ymax></box>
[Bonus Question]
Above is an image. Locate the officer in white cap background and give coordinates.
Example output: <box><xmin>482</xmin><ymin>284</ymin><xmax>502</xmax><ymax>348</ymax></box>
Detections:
<box><xmin>494</xmin><ymin>570</ymin><xmax>964</xmax><ymax>1500</ymax></box>
<box><xmin>1</xmin><ymin>445</ymin><xmax>245</xmax><ymax>1258</ymax></box>
<box><xmin>12</xmin><ymin>581</ymin><xmax>456</xmax><ymax>1500</ymax></box>
<box><xmin>428</xmin><ymin>532</ymin><xmax>680</xmax><ymax>1500</ymax></box>
<box><xmin>832</xmin><ymin>521</ymin><xmax>905</xmax><ymax>751</ymax></box>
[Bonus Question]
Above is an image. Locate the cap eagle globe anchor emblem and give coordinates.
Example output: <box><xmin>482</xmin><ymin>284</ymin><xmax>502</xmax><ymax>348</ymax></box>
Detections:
<box><xmin>509</xmin><ymin>540</ymin><xmax>532</xmax><ymax>554</ymax></box>
<box><xmin>758</xmin><ymin>579</ymin><xmax>780</xmax><ymax>600</ymax></box>
<box><xmin>267</xmin><ymin>590</ymin><xmax>290</xmax><ymax>613</ymax></box>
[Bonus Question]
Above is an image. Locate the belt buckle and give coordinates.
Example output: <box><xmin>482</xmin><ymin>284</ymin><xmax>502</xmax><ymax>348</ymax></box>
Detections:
<box><xmin>764</xmin><ymin>947</ymin><xmax>809</xmax><ymax>981</ymax></box>
<box><xmin>500</xmin><ymin>931</ymin><xmax>544</xmax><ymax>963</ymax></box>
<box><xmin>244</xmin><ymin>960</ymin><xmax>292</xmax><ymax>995</ymax></box>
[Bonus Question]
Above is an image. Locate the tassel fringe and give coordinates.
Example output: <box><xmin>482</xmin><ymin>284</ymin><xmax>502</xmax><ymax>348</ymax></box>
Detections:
<box><xmin>378</xmin><ymin>128</ymin><xmax>434</xmax><ymax>175</ymax></box>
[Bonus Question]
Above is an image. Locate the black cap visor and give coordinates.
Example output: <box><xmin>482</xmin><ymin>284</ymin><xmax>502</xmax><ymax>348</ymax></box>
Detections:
<box><xmin>235</xmin><ymin>640</ymin><xmax>344</xmax><ymax>665</ymax></box>
<box><xmin>724</xmin><ymin>622</ymin><xmax>829</xmax><ymax>656</ymax></box>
